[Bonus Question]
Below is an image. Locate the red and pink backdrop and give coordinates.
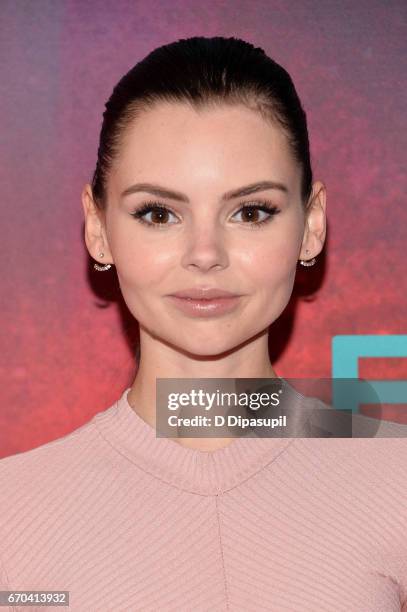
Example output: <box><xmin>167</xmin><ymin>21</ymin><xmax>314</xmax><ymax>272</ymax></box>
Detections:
<box><xmin>1</xmin><ymin>1</ymin><xmax>406</xmax><ymax>458</ymax></box>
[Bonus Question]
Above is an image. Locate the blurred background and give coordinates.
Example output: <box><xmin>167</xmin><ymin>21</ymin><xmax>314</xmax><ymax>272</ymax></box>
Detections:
<box><xmin>1</xmin><ymin>0</ymin><xmax>406</xmax><ymax>458</ymax></box>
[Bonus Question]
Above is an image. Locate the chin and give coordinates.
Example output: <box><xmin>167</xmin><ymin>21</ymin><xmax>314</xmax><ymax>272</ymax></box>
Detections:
<box><xmin>164</xmin><ymin>332</ymin><xmax>241</xmax><ymax>359</ymax></box>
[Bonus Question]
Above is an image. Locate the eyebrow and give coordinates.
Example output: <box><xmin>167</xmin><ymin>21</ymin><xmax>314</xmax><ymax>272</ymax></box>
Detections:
<box><xmin>120</xmin><ymin>180</ymin><xmax>289</xmax><ymax>202</ymax></box>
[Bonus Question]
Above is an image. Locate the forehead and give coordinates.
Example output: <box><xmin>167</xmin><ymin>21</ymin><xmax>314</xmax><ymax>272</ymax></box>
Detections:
<box><xmin>110</xmin><ymin>101</ymin><xmax>301</xmax><ymax>198</ymax></box>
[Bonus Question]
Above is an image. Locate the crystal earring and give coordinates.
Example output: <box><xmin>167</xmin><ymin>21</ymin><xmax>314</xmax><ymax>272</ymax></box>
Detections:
<box><xmin>299</xmin><ymin>250</ymin><xmax>316</xmax><ymax>267</ymax></box>
<box><xmin>94</xmin><ymin>252</ymin><xmax>112</xmax><ymax>271</ymax></box>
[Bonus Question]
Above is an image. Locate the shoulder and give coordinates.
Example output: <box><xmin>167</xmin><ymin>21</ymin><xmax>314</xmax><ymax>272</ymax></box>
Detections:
<box><xmin>0</xmin><ymin>400</ymin><xmax>119</xmax><ymax>501</ymax></box>
<box><xmin>0</xmin><ymin>399</ymin><xmax>125</xmax><ymax>548</ymax></box>
<box><xmin>0</xmin><ymin>415</ymin><xmax>94</xmax><ymax>480</ymax></box>
<box><xmin>277</xmin><ymin>385</ymin><xmax>407</xmax><ymax>468</ymax></box>
<box><xmin>307</xmin><ymin>395</ymin><xmax>407</xmax><ymax>440</ymax></box>
<box><xmin>299</xmin><ymin>396</ymin><xmax>407</xmax><ymax>481</ymax></box>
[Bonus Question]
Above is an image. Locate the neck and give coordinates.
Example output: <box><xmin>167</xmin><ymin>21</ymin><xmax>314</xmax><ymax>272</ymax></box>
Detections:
<box><xmin>127</xmin><ymin>329</ymin><xmax>278</xmax><ymax>451</ymax></box>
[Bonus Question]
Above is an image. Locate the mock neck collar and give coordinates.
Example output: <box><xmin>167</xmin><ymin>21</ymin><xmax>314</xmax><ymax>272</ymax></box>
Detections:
<box><xmin>94</xmin><ymin>381</ymin><xmax>306</xmax><ymax>496</ymax></box>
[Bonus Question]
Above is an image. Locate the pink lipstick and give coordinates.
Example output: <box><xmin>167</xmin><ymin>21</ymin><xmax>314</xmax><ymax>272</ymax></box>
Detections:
<box><xmin>166</xmin><ymin>287</ymin><xmax>242</xmax><ymax>318</ymax></box>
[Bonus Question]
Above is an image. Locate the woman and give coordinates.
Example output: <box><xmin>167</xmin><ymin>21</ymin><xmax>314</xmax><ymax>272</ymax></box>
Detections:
<box><xmin>1</xmin><ymin>36</ymin><xmax>406</xmax><ymax>611</ymax></box>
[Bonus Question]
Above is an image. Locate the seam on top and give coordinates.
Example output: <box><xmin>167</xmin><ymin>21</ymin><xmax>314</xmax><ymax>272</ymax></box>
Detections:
<box><xmin>215</xmin><ymin>495</ymin><xmax>230</xmax><ymax>611</ymax></box>
<box><xmin>93</xmin><ymin>418</ymin><xmax>219</xmax><ymax>497</ymax></box>
<box><xmin>93</xmin><ymin>414</ymin><xmax>297</xmax><ymax>497</ymax></box>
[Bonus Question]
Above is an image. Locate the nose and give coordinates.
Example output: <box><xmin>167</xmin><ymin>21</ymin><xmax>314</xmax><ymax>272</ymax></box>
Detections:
<box><xmin>180</xmin><ymin>224</ymin><xmax>229</xmax><ymax>272</ymax></box>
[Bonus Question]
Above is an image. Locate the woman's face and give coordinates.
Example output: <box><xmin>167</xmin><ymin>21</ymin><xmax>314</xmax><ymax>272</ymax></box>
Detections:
<box><xmin>101</xmin><ymin>101</ymin><xmax>308</xmax><ymax>356</ymax></box>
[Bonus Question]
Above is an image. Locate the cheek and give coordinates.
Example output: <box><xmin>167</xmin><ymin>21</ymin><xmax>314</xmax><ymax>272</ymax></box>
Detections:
<box><xmin>236</xmin><ymin>224</ymin><xmax>301</xmax><ymax>283</ymax></box>
<box><xmin>115</xmin><ymin>247</ymin><xmax>171</xmax><ymax>293</ymax></box>
<box><xmin>113</xmin><ymin>246</ymin><xmax>163</xmax><ymax>325</ymax></box>
<box><xmin>236</xmin><ymin>218</ymin><xmax>302</xmax><ymax>310</ymax></box>
<box><xmin>252</xmin><ymin>260</ymin><xmax>296</xmax><ymax>306</ymax></box>
<box><xmin>108</xmin><ymin>218</ymin><xmax>174</xmax><ymax>290</ymax></box>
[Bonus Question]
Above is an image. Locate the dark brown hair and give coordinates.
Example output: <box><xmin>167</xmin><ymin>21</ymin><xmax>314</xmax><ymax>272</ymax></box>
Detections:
<box><xmin>91</xmin><ymin>36</ymin><xmax>313</xmax><ymax>209</ymax></box>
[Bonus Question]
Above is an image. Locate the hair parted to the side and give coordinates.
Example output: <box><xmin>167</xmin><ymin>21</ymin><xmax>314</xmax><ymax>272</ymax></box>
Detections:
<box><xmin>91</xmin><ymin>36</ymin><xmax>313</xmax><ymax>210</ymax></box>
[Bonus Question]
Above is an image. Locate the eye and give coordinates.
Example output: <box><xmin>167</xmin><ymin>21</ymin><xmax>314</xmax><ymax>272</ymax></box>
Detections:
<box><xmin>130</xmin><ymin>201</ymin><xmax>178</xmax><ymax>228</ymax></box>
<box><xmin>231</xmin><ymin>200</ymin><xmax>281</xmax><ymax>227</ymax></box>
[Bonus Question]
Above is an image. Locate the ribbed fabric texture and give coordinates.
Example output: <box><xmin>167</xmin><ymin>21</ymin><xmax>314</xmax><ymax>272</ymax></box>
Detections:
<box><xmin>1</xmin><ymin>385</ymin><xmax>407</xmax><ymax>611</ymax></box>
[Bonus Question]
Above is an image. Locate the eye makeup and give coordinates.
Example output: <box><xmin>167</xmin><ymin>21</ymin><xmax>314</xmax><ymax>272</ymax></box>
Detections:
<box><xmin>129</xmin><ymin>199</ymin><xmax>281</xmax><ymax>229</ymax></box>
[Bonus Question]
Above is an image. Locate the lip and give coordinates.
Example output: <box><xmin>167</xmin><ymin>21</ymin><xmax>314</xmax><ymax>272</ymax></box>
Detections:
<box><xmin>169</xmin><ymin>287</ymin><xmax>240</xmax><ymax>299</ymax></box>
<box><xmin>166</xmin><ymin>294</ymin><xmax>242</xmax><ymax>318</ymax></box>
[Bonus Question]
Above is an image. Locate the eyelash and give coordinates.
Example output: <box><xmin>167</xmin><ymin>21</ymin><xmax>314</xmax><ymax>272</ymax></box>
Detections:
<box><xmin>129</xmin><ymin>199</ymin><xmax>281</xmax><ymax>229</ymax></box>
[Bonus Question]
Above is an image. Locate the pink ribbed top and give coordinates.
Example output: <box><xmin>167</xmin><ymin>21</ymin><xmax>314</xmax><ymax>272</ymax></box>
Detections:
<box><xmin>1</xmin><ymin>386</ymin><xmax>407</xmax><ymax>611</ymax></box>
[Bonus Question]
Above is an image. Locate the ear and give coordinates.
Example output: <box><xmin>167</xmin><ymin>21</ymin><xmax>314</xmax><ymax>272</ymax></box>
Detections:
<box><xmin>298</xmin><ymin>180</ymin><xmax>327</xmax><ymax>261</ymax></box>
<box><xmin>81</xmin><ymin>184</ymin><xmax>114</xmax><ymax>265</ymax></box>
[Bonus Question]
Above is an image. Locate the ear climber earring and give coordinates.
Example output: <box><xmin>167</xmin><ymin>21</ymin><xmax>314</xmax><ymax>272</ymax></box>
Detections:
<box><xmin>94</xmin><ymin>252</ymin><xmax>112</xmax><ymax>271</ymax></box>
<box><xmin>299</xmin><ymin>250</ymin><xmax>317</xmax><ymax>267</ymax></box>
